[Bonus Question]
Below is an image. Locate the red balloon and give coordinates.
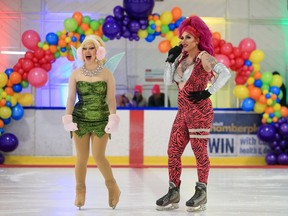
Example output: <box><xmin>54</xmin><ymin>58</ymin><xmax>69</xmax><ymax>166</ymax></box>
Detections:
<box><xmin>220</xmin><ymin>42</ymin><xmax>233</xmax><ymax>55</ymax></box>
<box><xmin>24</xmin><ymin>51</ymin><xmax>34</xmax><ymax>59</ymax></box>
<box><xmin>34</xmin><ymin>48</ymin><xmax>45</xmax><ymax>60</ymax></box>
<box><xmin>21</xmin><ymin>30</ymin><xmax>41</xmax><ymax>51</ymax></box>
<box><xmin>27</xmin><ymin>67</ymin><xmax>48</xmax><ymax>88</ymax></box>
<box><xmin>41</xmin><ymin>63</ymin><xmax>52</xmax><ymax>72</ymax></box>
<box><xmin>234</xmin><ymin>57</ymin><xmax>244</xmax><ymax>69</ymax></box>
<box><xmin>235</xmin><ymin>74</ymin><xmax>247</xmax><ymax>85</ymax></box>
<box><xmin>233</xmin><ymin>47</ymin><xmax>241</xmax><ymax>57</ymax></box>
<box><xmin>21</xmin><ymin>59</ymin><xmax>34</xmax><ymax>72</ymax></box>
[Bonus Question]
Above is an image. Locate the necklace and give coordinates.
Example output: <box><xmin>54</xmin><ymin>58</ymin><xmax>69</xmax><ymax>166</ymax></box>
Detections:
<box><xmin>81</xmin><ymin>64</ymin><xmax>103</xmax><ymax>77</ymax></box>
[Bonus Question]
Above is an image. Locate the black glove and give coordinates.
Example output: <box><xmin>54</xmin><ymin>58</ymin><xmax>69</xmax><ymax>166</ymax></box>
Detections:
<box><xmin>165</xmin><ymin>45</ymin><xmax>183</xmax><ymax>63</ymax></box>
<box><xmin>188</xmin><ymin>90</ymin><xmax>211</xmax><ymax>102</ymax></box>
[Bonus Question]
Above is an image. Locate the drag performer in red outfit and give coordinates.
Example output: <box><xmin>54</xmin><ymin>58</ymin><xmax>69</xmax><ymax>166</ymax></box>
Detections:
<box><xmin>156</xmin><ymin>15</ymin><xmax>231</xmax><ymax>212</ymax></box>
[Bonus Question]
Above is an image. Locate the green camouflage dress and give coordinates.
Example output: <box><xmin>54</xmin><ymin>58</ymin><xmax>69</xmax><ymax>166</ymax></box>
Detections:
<box><xmin>72</xmin><ymin>81</ymin><xmax>110</xmax><ymax>138</ymax></box>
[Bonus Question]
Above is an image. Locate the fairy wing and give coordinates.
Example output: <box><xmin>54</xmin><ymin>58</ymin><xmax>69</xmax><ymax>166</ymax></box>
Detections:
<box><xmin>104</xmin><ymin>52</ymin><xmax>125</xmax><ymax>74</ymax></box>
<box><xmin>71</xmin><ymin>45</ymin><xmax>83</xmax><ymax>68</ymax></box>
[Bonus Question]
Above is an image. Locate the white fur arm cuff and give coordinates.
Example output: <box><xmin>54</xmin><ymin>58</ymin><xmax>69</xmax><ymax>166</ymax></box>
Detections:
<box><xmin>163</xmin><ymin>62</ymin><xmax>176</xmax><ymax>86</ymax></box>
<box><xmin>208</xmin><ymin>63</ymin><xmax>231</xmax><ymax>94</ymax></box>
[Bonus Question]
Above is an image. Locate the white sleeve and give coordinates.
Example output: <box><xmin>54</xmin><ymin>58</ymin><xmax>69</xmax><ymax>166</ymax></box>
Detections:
<box><xmin>207</xmin><ymin>63</ymin><xmax>231</xmax><ymax>94</ymax></box>
<box><xmin>163</xmin><ymin>62</ymin><xmax>176</xmax><ymax>86</ymax></box>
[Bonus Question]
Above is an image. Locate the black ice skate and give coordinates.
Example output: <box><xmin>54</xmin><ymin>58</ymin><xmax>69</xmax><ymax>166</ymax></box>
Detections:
<box><xmin>156</xmin><ymin>182</ymin><xmax>180</xmax><ymax>211</ymax></box>
<box><xmin>186</xmin><ymin>182</ymin><xmax>207</xmax><ymax>212</ymax></box>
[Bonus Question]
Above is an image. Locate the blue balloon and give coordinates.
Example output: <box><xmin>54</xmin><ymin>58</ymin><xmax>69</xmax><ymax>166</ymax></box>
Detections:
<box><xmin>253</xmin><ymin>79</ymin><xmax>262</xmax><ymax>88</ymax></box>
<box><xmin>244</xmin><ymin>60</ymin><xmax>252</xmax><ymax>66</ymax></box>
<box><xmin>269</xmin><ymin>86</ymin><xmax>280</xmax><ymax>95</ymax></box>
<box><xmin>4</xmin><ymin>68</ymin><xmax>13</xmax><ymax>77</ymax></box>
<box><xmin>45</xmin><ymin>32</ymin><xmax>58</xmax><ymax>45</ymax></box>
<box><xmin>11</xmin><ymin>103</ymin><xmax>24</xmax><ymax>121</ymax></box>
<box><xmin>241</xmin><ymin>98</ymin><xmax>255</xmax><ymax>111</ymax></box>
<box><xmin>12</xmin><ymin>84</ymin><xmax>23</xmax><ymax>93</ymax></box>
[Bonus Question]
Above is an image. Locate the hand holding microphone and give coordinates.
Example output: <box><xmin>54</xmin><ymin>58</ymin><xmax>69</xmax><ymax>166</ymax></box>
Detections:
<box><xmin>165</xmin><ymin>44</ymin><xmax>183</xmax><ymax>63</ymax></box>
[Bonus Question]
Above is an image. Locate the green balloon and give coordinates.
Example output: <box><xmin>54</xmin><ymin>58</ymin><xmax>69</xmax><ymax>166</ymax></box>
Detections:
<box><xmin>261</xmin><ymin>71</ymin><xmax>273</xmax><ymax>85</ymax></box>
<box><xmin>82</xmin><ymin>16</ymin><xmax>91</xmax><ymax>24</ymax></box>
<box><xmin>90</xmin><ymin>20</ymin><xmax>100</xmax><ymax>31</ymax></box>
<box><xmin>261</xmin><ymin>83</ymin><xmax>270</xmax><ymax>91</ymax></box>
<box><xmin>64</xmin><ymin>18</ymin><xmax>78</xmax><ymax>32</ymax></box>
<box><xmin>76</xmin><ymin>26</ymin><xmax>84</xmax><ymax>34</ymax></box>
<box><xmin>21</xmin><ymin>80</ymin><xmax>29</xmax><ymax>88</ymax></box>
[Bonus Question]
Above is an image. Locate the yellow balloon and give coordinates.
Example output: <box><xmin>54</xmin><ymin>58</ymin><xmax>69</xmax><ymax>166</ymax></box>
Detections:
<box><xmin>0</xmin><ymin>106</ymin><xmax>12</xmax><ymax>119</ymax></box>
<box><xmin>0</xmin><ymin>72</ymin><xmax>8</xmax><ymax>88</ymax></box>
<box><xmin>252</xmin><ymin>63</ymin><xmax>261</xmax><ymax>72</ymax></box>
<box><xmin>233</xmin><ymin>85</ymin><xmax>249</xmax><ymax>99</ymax></box>
<box><xmin>254</xmin><ymin>102</ymin><xmax>266</xmax><ymax>113</ymax></box>
<box><xmin>138</xmin><ymin>29</ymin><xmax>148</xmax><ymax>39</ymax></box>
<box><xmin>249</xmin><ymin>49</ymin><xmax>265</xmax><ymax>63</ymax></box>
<box><xmin>270</xmin><ymin>75</ymin><xmax>283</xmax><ymax>87</ymax></box>
<box><xmin>160</xmin><ymin>11</ymin><xmax>173</xmax><ymax>25</ymax></box>
<box><xmin>10</xmin><ymin>96</ymin><xmax>17</xmax><ymax>106</ymax></box>
<box><xmin>18</xmin><ymin>93</ymin><xmax>34</xmax><ymax>106</ymax></box>
<box><xmin>246</xmin><ymin>77</ymin><xmax>254</xmax><ymax>85</ymax></box>
<box><xmin>170</xmin><ymin>36</ymin><xmax>181</xmax><ymax>48</ymax></box>
<box><xmin>165</xmin><ymin>31</ymin><xmax>174</xmax><ymax>41</ymax></box>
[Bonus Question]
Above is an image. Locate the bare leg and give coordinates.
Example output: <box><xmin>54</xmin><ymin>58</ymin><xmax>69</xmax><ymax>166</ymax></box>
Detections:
<box><xmin>73</xmin><ymin>133</ymin><xmax>90</xmax><ymax>209</ymax></box>
<box><xmin>91</xmin><ymin>133</ymin><xmax>120</xmax><ymax>209</ymax></box>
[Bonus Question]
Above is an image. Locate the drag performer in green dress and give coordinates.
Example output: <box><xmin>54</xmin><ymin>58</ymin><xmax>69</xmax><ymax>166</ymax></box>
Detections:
<box><xmin>62</xmin><ymin>35</ymin><xmax>120</xmax><ymax>210</ymax></box>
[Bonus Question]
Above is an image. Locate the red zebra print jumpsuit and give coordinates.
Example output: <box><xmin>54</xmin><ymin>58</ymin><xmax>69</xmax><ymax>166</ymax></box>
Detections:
<box><xmin>168</xmin><ymin>52</ymin><xmax>214</xmax><ymax>187</ymax></box>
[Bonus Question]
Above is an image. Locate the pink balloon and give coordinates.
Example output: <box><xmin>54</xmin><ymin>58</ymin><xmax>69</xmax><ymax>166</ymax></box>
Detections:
<box><xmin>238</xmin><ymin>38</ymin><xmax>256</xmax><ymax>54</ymax></box>
<box><xmin>27</xmin><ymin>67</ymin><xmax>48</xmax><ymax>88</ymax></box>
<box><xmin>21</xmin><ymin>30</ymin><xmax>41</xmax><ymax>51</ymax></box>
<box><xmin>215</xmin><ymin>54</ymin><xmax>230</xmax><ymax>67</ymax></box>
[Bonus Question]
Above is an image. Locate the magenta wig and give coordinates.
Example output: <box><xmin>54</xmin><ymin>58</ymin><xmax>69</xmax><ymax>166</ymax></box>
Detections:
<box><xmin>178</xmin><ymin>15</ymin><xmax>214</xmax><ymax>56</ymax></box>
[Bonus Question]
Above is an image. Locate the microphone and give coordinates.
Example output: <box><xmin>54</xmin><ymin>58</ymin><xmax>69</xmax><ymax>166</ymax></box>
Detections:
<box><xmin>165</xmin><ymin>44</ymin><xmax>183</xmax><ymax>62</ymax></box>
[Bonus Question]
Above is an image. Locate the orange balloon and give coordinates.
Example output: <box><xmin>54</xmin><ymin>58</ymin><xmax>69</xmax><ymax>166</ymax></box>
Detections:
<box><xmin>258</xmin><ymin>95</ymin><xmax>267</xmax><ymax>104</ymax></box>
<box><xmin>0</xmin><ymin>119</ymin><xmax>4</xmax><ymax>128</ymax></box>
<box><xmin>0</xmin><ymin>99</ymin><xmax>6</xmax><ymax>106</ymax></box>
<box><xmin>158</xmin><ymin>40</ymin><xmax>171</xmax><ymax>53</ymax></box>
<box><xmin>253</xmin><ymin>71</ymin><xmax>262</xmax><ymax>79</ymax></box>
<box><xmin>80</xmin><ymin>23</ymin><xmax>89</xmax><ymax>31</ymax></box>
<box><xmin>212</xmin><ymin>32</ymin><xmax>221</xmax><ymax>40</ymax></box>
<box><xmin>280</xmin><ymin>106</ymin><xmax>288</xmax><ymax>117</ymax></box>
<box><xmin>249</xmin><ymin>87</ymin><xmax>262</xmax><ymax>100</ymax></box>
<box><xmin>72</xmin><ymin>11</ymin><xmax>83</xmax><ymax>25</ymax></box>
<box><xmin>265</xmin><ymin>106</ymin><xmax>274</xmax><ymax>114</ymax></box>
<box><xmin>171</xmin><ymin>7</ymin><xmax>182</xmax><ymax>21</ymax></box>
<box><xmin>49</xmin><ymin>45</ymin><xmax>57</xmax><ymax>53</ymax></box>
<box><xmin>58</xmin><ymin>39</ymin><xmax>66</xmax><ymax>48</ymax></box>
<box><xmin>9</xmin><ymin>72</ymin><xmax>22</xmax><ymax>84</ymax></box>
<box><xmin>5</xmin><ymin>87</ymin><xmax>14</xmax><ymax>95</ymax></box>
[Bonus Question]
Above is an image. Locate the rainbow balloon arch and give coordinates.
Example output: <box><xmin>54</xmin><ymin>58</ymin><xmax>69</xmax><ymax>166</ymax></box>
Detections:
<box><xmin>0</xmin><ymin>1</ymin><xmax>287</xmax><ymax>165</ymax></box>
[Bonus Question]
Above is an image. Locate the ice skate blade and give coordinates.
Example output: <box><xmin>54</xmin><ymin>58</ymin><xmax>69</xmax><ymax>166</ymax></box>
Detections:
<box><xmin>156</xmin><ymin>203</ymin><xmax>179</xmax><ymax>211</ymax></box>
<box><xmin>186</xmin><ymin>204</ymin><xmax>206</xmax><ymax>212</ymax></box>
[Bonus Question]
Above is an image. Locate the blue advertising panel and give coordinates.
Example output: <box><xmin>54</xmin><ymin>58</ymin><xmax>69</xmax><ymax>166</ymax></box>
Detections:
<box><xmin>208</xmin><ymin>110</ymin><xmax>270</xmax><ymax>157</ymax></box>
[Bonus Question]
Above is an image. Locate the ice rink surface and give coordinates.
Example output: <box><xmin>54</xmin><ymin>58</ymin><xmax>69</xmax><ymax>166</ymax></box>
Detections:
<box><xmin>0</xmin><ymin>167</ymin><xmax>288</xmax><ymax>216</ymax></box>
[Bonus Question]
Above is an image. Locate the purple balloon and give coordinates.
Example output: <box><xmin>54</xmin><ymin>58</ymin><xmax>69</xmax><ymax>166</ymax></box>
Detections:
<box><xmin>128</xmin><ymin>20</ymin><xmax>140</xmax><ymax>33</ymax></box>
<box><xmin>257</xmin><ymin>124</ymin><xmax>276</xmax><ymax>142</ymax></box>
<box><xmin>0</xmin><ymin>152</ymin><xmax>4</xmax><ymax>164</ymax></box>
<box><xmin>279</xmin><ymin>123</ymin><xmax>288</xmax><ymax>137</ymax></box>
<box><xmin>102</xmin><ymin>20</ymin><xmax>121</xmax><ymax>39</ymax></box>
<box><xmin>279</xmin><ymin>140</ymin><xmax>288</xmax><ymax>150</ymax></box>
<box><xmin>123</xmin><ymin>0</ymin><xmax>155</xmax><ymax>20</ymax></box>
<box><xmin>0</xmin><ymin>133</ymin><xmax>19</xmax><ymax>152</ymax></box>
<box><xmin>113</xmin><ymin>6</ymin><xmax>125</xmax><ymax>20</ymax></box>
<box><xmin>266</xmin><ymin>152</ymin><xmax>278</xmax><ymax>165</ymax></box>
<box><xmin>277</xmin><ymin>153</ymin><xmax>288</xmax><ymax>165</ymax></box>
